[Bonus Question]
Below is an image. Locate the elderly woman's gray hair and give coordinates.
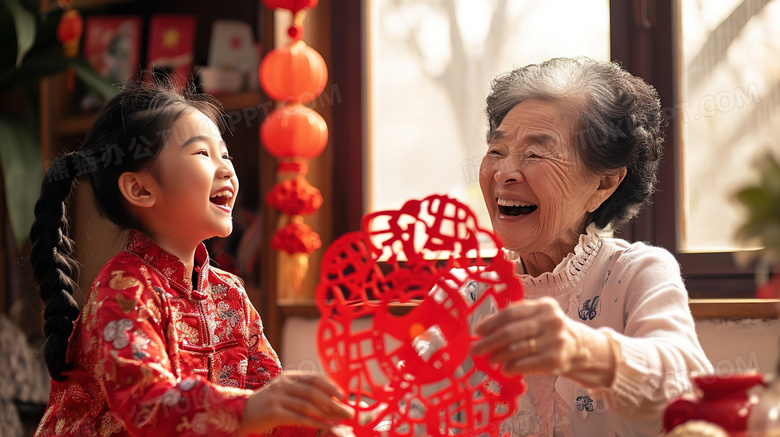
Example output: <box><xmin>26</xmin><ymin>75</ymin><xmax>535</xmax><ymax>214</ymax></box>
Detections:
<box><xmin>486</xmin><ymin>56</ymin><xmax>665</xmax><ymax>231</ymax></box>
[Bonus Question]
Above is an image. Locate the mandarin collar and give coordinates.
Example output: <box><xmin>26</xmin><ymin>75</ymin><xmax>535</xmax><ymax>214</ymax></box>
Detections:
<box><xmin>512</xmin><ymin>223</ymin><xmax>604</xmax><ymax>296</ymax></box>
<box><xmin>124</xmin><ymin>230</ymin><xmax>210</xmax><ymax>294</ymax></box>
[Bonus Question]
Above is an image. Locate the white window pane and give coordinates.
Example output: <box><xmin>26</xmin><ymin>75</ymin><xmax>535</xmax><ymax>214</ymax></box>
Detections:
<box><xmin>680</xmin><ymin>0</ymin><xmax>780</xmax><ymax>252</ymax></box>
<box><xmin>368</xmin><ymin>0</ymin><xmax>610</xmax><ymax>233</ymax></box>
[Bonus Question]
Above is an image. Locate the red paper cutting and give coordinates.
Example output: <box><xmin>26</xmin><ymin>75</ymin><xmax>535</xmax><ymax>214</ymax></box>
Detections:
<box><xmin>316</xmin><ymin>194</ymin><xmax>525</xmax><ymax>437</ymax></box>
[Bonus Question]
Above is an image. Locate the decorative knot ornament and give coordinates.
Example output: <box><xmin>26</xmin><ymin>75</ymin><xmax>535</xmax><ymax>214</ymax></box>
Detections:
<box><xmin>316</xmin><ymin>195</ymin><xmax>525</xmax><ymax>436</ymax></box>
<box><xmin>260</xmin><ymin>0</ymin><xmax>328</xmax><ymax>296</ymax></box>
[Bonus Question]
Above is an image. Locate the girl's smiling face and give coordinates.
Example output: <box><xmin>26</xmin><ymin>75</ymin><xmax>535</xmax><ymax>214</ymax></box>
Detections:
<box><xmin>147</xmin><ymin>109</ymin><xmax>239</xmax><ymax>244</ymax></box>
<box><xmin>479</xmin><ymin>98</ymin><xmax>605</xmax><ymax>261</ymax></box>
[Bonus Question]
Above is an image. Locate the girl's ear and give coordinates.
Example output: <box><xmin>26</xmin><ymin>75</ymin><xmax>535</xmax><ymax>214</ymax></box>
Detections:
<box><xmin>118</xmin><ymin>172</ymin><xmax>157</xmax><ymax>208</ymax></box>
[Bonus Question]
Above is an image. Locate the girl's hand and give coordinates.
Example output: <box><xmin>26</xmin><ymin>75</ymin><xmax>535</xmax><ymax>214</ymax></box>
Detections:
<box><xmin>240</xmin><ymin>369</ymin><xmax>355</xmax><ymax>434</ymax></box>
<box><xmin>468</xmin><ymin>297</ymin><xmax>616</xmax><ymax>388</ymax></box>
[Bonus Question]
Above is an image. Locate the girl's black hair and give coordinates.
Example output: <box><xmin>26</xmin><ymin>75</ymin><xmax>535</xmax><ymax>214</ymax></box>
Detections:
<box><xmin>29</xmin><ymin>75</ymin><xmax>226</xmax><ymax>380</ymax></box>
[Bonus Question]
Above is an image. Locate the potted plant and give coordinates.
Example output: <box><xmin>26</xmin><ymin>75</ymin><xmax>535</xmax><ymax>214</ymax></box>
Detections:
<box><xmin>1</xmin><ymin>0</ymin><xmax>117</xmax><ymax>250</ymax></box>
<box><xmin>736</xmin><ymin>152</ymin><xmax>780</xmax><ymax>436</ymax></box>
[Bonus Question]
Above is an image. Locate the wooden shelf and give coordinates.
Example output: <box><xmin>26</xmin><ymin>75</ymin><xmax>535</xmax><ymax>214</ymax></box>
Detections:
<box><xmin>689</xmin><ymin>299</ymin><xmax>780</xmax><ymax>319</ymax></box>
<box><xmin>54</xmin><ymin>113</ymin><xmax>95</xmax><ymax>137</ymax></box>
<box><xmin>215</xmin><ymin>90</ymin><xmax>262</xmax><ymax>112</ymax></box>
<box><xmin>51</xmin><ymin>90</ymin><xmax>263</xmax><ymax>138</ymax></box>
<box><xmin>278</xmin><ymin>301</ymin><xmax>319</xmax><ymax>318</ymax></box>
<box><xmin>70</xmin><ymin>0</ymin><xmax>136</xmax><ymax>8</ymax></box>
<box><xmin>278</xmin><ymin>299</ymin><xmax>780</xmax><ymax>321</ymax></box>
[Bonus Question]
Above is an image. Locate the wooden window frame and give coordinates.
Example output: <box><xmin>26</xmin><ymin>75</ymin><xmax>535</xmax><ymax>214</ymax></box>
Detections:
<box><xmin>610</xmin><ymin>0</ymin><xmax>759</xmax><ymax>305</ymax></box>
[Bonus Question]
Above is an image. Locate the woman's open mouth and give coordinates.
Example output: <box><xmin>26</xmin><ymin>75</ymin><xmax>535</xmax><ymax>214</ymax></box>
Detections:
<box><xmin>497</xmin><ymin>198</ymin><xmax>537</xmax><ymax>216</ymax></box>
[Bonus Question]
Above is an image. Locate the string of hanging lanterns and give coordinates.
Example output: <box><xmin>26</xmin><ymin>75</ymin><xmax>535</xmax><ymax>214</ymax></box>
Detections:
<box><xmin>260</xmin><ymin>0</ymin><xmax>328</xmax><ymax>293</ymax></box>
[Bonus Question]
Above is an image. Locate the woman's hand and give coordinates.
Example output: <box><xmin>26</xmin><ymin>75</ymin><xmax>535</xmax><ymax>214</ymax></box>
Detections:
<box><xmin>469</xmin><ymin>297</ymin><xmax>616</xmax><ymax>388</ymax></box>
<box><xmin>240</xmin><ymin>369</ymin><xmax>355</xmax><ymax>434</ymax></box>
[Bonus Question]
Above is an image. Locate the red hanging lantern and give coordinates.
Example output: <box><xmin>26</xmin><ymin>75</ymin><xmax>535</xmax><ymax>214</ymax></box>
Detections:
<box><xmin>260</xmin><ymin>0</ymin><xmax>329</xmax><ymax>295</ymax></box>
<box><xmin>260</xmin><ymin>41</ymin><xmax>327</xmax><ymax>104</ymax></box>
<box><xmin>57</xmin><ymin>8</ymin><xmax>84</xmax><ymax>58</ymax></box>
<box><xmin>260</xmin><ymin>105</ymin><xmax>328</xmax><ymax>159</ymax></box>
<box><xmin>262</xmin><ymin>0</ymin><xmax>319</xmax><ymax>13</ymax></box>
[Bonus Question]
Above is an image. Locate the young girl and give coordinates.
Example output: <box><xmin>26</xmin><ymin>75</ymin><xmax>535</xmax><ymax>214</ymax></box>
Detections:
<box><xmin>30</xmin><ymin>78</ymin><xmax>353</xmax><ymax>436</ymax></box>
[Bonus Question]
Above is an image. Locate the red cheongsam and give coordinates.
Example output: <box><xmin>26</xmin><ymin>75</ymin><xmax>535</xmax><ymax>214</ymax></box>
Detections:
<box><xmin>35</xmin><ymin>230</ymin><xmax>318</xmax><ymax>437</ymax></box>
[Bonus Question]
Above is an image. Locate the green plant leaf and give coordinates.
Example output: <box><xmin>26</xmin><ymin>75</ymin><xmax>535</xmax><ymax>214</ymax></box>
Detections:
<box><xmin>0</xmin><ymin>50</ymin><xmax>119</xmax><ymax>100</ymax></box>
<box><xmin>735</xmin><ymin>152</ymin><xmax>780</xmax><ymax>256</ymax></box>
<box><xmin>0</xmin><ymin>45</ymin><xmax>67</xmax><ymax>92</ymax></box>
<box><xmin>68</xmin><ymin>57</ymin><xmax>120</xmax><ymax>101</ymax></box>
<box><xmin>0</xmin><ymin>114</ymin><xmax>43</xmax><ymax>248</ymax></box>
<box><xmin>737</xmin><ymin>188</ymin><xmax>773</xmax><ymax>221</ymax></box>
<box><xmin>2</xmin><ymin>0</ymin><xmax>36</xmax><ymax>67</ymax></box>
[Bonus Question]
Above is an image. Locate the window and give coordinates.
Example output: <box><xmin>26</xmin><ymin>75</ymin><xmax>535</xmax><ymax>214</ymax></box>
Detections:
<box><xmin>637</xmin><ymin>0</ymin><xmax>778</xmax><ymax>299</ymax></box>
<box><xmin>679</xmin><ymin>0</ymin><xmax>780</xmax><ymax>253</ymax></box>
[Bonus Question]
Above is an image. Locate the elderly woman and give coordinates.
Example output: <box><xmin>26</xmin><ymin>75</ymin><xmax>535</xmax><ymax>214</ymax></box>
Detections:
<box><xmin>467</xmin><ymin>57</ymin><xmax>709</xmax><ymax>436</ymax></box>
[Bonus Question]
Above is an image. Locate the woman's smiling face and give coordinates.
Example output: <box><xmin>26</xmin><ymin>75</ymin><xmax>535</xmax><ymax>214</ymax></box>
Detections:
<box><xmin>479</xmin><ymin>98</ymin><xmax>604</xmax><ymax>259</ymax></box>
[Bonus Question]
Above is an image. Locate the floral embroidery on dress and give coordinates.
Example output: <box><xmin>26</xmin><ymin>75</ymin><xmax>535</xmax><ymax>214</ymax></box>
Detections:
<box><xmin>215</xmin><ymin>270</ymin><xmax>244</xmax><ymax>290</ymax></box>
<box><xmin>176</xmin><ymin>320</ymin><xmax>200</xmax><ymax>345</ymax></box>
<box><xmin>236</xmin><ymin>322</ymin><xmax>249</xmax><ymax>341</ymax></box>
<box><xmin>100</xmin><ymin>412</ymin><xmax>123</xmax><ymax>435</ymax></box>
<box><xmin>109</xmin><ymin>270</ymin><xmax>141</xmax><ymax>291</ymax></box>
<box><xmin>104</xmin><ymin>319</ymin><xmax>133</xmax><ymax>349</ymax></box>
<box><xmin>131</xmin><ymin>330</ymin><xmax>151</xmax><ymax>360</ymax></box>
<box><xmin>206</xmin><ymin>313</ymin><xmax>218</xmax><ymax>344</ymax></box>
<box><xmin>578</xmin><ymin>296</ymin><xmax>600</xmax><ymax>321</ymax></box>
<box><xmin>115</xmin><ymin>293</ymin><xmax>137</xmax><ymax>314</ymax></box>
<box><xmin>247</xmin><ymin>334</ymin><xmax>259</xmax><ymax>351</ymax></box>
<box><xmin>576</xmin><ymin>395</ymin><xmax>594</xmax><ymax>420</ymax></box>
<box><xmin>251</xmin><ymin>351</ymin><xmax>280</xmax><ymax>385</ymax></box>
<box><xmin>217</xmin><ymin>301</ymin><xmax>240</xmax><ymax>328</ymax></box>
<box><xmin>139</xmin><ymin>298</ymin><xmax>162</xmax><ymax>324</ymax></box>
<box><xmin>218</xmin><ymin>365</ymin><xmax>239</xmax><ymax>387</ymax></box>
<box><xmin>576</xmin><ymin>395</ymin><xmax>594</xmax><ymax>412</ymax></box>
<box><xmin>179</xmin><ymin>377</ymin><xmax>198</xmax><ymax>391</ymax></box>
<box><xmin>238</xmin><ymin>358</ymin><xmax>248</xmax><ymax>378</ymax></box>
<box><xmin>159</xmin><ymin>387</ymin><xmax>182</xmax><ymax>406</ymax></box>
<box><xmin>209</xmin><ymin>283</ymin><xmax>227</xmax><ymax>298</ymax></box>
<box><xmin>82</xmin><ymin>284</ymin><xmax>100</xmax><ymax>333</ymax></box>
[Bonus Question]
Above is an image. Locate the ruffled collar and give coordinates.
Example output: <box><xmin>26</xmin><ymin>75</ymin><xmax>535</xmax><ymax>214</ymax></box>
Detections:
<box><xmin>512</xmin><ymin>223</ymin><xmax>605</xmax><ymax>296</ymax></box>
<box><xmin>123</xmin><ymin>229</ymin><xmax>210</xmax><ymax>293</ymax></box>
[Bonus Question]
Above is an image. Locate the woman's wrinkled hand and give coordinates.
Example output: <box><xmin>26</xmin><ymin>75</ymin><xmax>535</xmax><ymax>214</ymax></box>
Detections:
<box><xmin>240</xmin><ymin>369</ymin><xmax>355</xmax><ymax>434</ymax></box>
<box><xmin>469</xmin><ymin>296</ymin><xmax>615</xmax><ymax>388</ymax></box>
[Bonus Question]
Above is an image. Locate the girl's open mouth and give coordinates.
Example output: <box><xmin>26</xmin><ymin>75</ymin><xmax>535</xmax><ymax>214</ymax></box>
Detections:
<box><xmin>210</xmin><ymin>190</ymin><xmax>233</xmax><ymax>209</ymax></box>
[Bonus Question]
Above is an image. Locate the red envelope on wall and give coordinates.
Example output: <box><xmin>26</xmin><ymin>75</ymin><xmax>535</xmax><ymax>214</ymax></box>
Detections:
<box><xmin>147</xmin><ymin>15</ymin><xmax>197</xmax><ymax>86</ymax></box>
<box><xmin>83</xmin><ymin>16</ymin><xmax>142</xmax><ymax>83</ymax></box>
